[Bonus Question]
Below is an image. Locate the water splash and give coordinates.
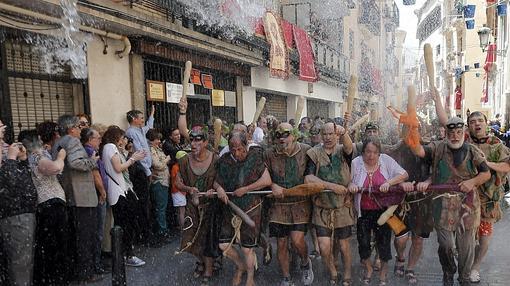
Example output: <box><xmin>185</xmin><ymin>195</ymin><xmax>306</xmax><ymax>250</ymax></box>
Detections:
<box><xmin>177</xmin><ymin>0</ymin><xmax>266</xmax><ymax>39</ymax></box>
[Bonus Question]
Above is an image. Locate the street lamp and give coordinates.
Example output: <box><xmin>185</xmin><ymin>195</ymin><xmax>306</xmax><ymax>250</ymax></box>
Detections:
<box><xmin>477</xmin><ymin>25</ymin><xmax>492</xmax><ymax>52</ymax></box>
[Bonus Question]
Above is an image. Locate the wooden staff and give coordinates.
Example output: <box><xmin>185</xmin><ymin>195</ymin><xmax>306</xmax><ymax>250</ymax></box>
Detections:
<box><xmin>424</xmin><ymin>43</ymin><xmax>435</xmax><ymax>90</ymax></box>
<box><xmin>251</xmin><ymin>96</ymin><xmax>266</xmax><ymax>126</ymax></box>
<box><xmin>350</xmin><ymin>114</ymin><xmax>370</xmax><ymax>131</ymax></box>
<box><xmin>294</xmin><ymin>95</ymin><xmax>305</xmax><ymax>122</ymax></box>
<box><xmin>408</xmin><ymin>85</ymin><xmax>416</xmax><ymax>111</ymax></box>
<box><xmin>344</xmin><ymin>75</ymin><xmax>358</xmax><ymax>128</ymax></box>
<box><xmin>227</xmin><ymin>201</ymin><xmax>256</xmax><ymax>228</ymax></box>
<box><xmin>181</xmin><ymin>61</ymin><xmax>192</xmax><ymax>102</ymax></box>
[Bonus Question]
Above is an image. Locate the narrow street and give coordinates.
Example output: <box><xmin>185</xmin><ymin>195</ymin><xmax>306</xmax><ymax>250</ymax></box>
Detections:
<box><xmin>90</xmin><ymin>196</ymin><xmax>510</xmax><ymax>286</ymax></box>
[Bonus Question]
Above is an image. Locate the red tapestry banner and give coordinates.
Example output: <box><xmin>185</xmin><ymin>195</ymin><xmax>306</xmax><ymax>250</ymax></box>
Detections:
<box><xmin>263</xmin><ymin>11</ymin><xmax>289</xmax><ymax>79</ymax></box>
<box><xmin>255</xmin><ymin>18</ymin><xmax>265</xmax><ymax>38</ymax></box>
<box><xmin>281</xmin><ymin>19</ymin><xmax>294</xmax><ymax>49</ymax></box>
<box><xmin>293</xmin><ymin>25</ymin><xmax>317</xmax><ymax>82</ymax></box>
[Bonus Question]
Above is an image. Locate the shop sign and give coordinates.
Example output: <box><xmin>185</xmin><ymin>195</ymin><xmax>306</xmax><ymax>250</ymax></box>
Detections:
<box><xmin>212</xmin><ymin>89</ymin><xmax>225</xmax><ymax>106</ymax></box>
<box><xmin>146</xmin><ymin>80</ymin><xmax>166</xmax><ymax>102</ymax></box>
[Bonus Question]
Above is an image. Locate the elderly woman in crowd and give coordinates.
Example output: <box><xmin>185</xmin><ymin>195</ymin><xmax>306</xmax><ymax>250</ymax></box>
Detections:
<box><xmin>23</xmin><ymin>129</ymin><xmax>68</xmax><ymax>285</ymax></box>
<box><xmin>147</xmin><ymin>129</ymin><xmax>171</xmax><ymax>239</ymax></box>
<box><xmin>101</xmin><ymin>126</ymin><xmax>146</xmax><ymax>267</ymax></box>
<box><xmin>81</xmin><ymin>127</ymin><xmax>108</xmax><ymax>274</ymax></box>
<box><xmin>348</xmin><ymin>136</ymin><xmax>408</xmax><ymax>286</ymax></box>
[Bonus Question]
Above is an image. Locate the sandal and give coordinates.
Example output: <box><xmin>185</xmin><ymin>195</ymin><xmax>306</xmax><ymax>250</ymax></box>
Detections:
<box><xmin>200</xmin><ymin>276</ymin><xmax>211</xmax><ymax>286</ymax></box>
<box><xmin>378</xmin><ymin>279</ymin><xmax>387</xmax><ymax>286</ymax></box>
<box><xmin>193</xmin><ymin>261</ymin><xmax>205</xmax><ymax>278</ymax></box>
<box><xmin>405</xmin><ymin>270</ymin><xmax>418</xmax><ymax>284</ymax></box>
<box><xmin>361</xmin><ymin>275</ymin><xmax>371</xmax><ymax>285</ymax></box>
<box><xmin>394</xmin><ymin>258</ymin><xmax>405</xmax><ymax>277</ymax></box>
<box><xmin>342</xmin><ymin>278</ymin><xmax>352</xmax><ymax>286</ymax></box>
<box><xmin>469</xmin><ymin>269</ymin><xmax>480</xmax><ymax>283</ymax></box>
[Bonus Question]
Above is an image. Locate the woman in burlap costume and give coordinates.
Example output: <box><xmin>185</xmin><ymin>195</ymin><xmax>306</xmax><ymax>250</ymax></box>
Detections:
<box><xmin>174</xmin><ymin>126</ymin><xmax>220</xmax><ymax>286</ymax></box>
<box><xmin>305</xmin><ymin>121</ymin><xmax>355</xmax><ymax>285</ymax></box>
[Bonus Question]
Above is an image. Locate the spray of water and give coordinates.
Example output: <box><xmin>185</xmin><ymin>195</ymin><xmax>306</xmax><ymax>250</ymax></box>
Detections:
<box><xmin>177</xmin><ymin>0</ymin><xmax>267</xmax><ymax>38</ymax></box>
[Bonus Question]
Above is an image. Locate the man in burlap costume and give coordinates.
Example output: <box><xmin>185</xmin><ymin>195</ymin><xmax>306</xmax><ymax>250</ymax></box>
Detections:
<box><xmin>174</xmin><ymin>126</ymin><xmax>220</xmax><ymax>286</ymax></box>
<box><xmin>265</xmin><ymin>122</ymin><xmax>314</xmax><ymax>286</ymax></box>
<box><xmin>385</xmin><ymin>126</ymin><xmax>433</xmax><ymax>285</ymax></box>
<box><xmin>215</xmin><ymin>131</ymin><xmax>272</xmax><ymax>286</ymax></box>
<box><xmin>465</xmin><ymin>111</ymin><xmax>510</xmax><ymax>283</ymax></box>
<box><xmin>411</xmin><ymin>117</ymin><xmax>491</xmax><ymax>286</ymax></box>
<box><xmin>304</xmin><ymin>122</ymin><xmax>355</xmax><ymax>285</ymax></box>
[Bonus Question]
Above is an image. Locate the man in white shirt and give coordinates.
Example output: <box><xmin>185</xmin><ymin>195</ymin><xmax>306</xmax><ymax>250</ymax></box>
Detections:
<box><xmin>252</xmin><ymin>116</ymin><xmax>267</xmax><ymax>145</ymax></box>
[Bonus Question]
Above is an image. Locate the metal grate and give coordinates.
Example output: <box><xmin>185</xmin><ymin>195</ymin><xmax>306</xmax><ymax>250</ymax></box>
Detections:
<box><xmin>143</xmin><ymin>57</ymin><xmax>237</xmax><ymax>133</ymax></box>
<box><xmin>256</xmin><ymin>92</ymin><xmax>287</xmax><ymax>122</ymax></box>
<box><xmin>2</xmin><ymin>40</ymin><xmax>78</xmax><ymax>137</ymax></box>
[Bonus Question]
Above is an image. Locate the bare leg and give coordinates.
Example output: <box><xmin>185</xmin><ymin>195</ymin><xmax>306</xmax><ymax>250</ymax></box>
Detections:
<box><xmin>290</xmin><ymin>231</ymin><xmax>309</xmax><ymax>263</ymax></box>
<box><xmin>338</xmin><ymin>238</ymin><xmax>352</xmax><ymax>281</ymax></box>
<box><xmin>394</xmin><ymin>234</ymin><xmax>409</xmax><ymax>262</ymax></box>
<box><xmin>379</xmin><ymin>261</ymin><xmax>388</xmax><ymax>282</ymax></box>
<box><xmin>203</xmin><ymin>256</ymin><xmax>214</xmax><ymax>278</ymax></box>
<box><xmin>363</xmin><ymin>258</ymin><xmax>373</xmax><ymax>278</ymax></box>
<box><xmin>311</xmin><ymin>227</ymin><xmax>321</xmax><ymax>257</ymax></box>
<box><xmin>277</xmin><ymin>237</ymin><xmax>290</xmax><ymax>278</ymax></box>
<box><xmin>219</xmin><ymin>243</ymin><xmax>246</xmax><ymax>286</ymax></box>
<box><xmin>241</xmin><ymin>247</ymin><xmax>256</xmax><ymax>286</ymax></box>
<box><xmin>407</xmin><ymin>236</ymin><xmax>424</xmax><ymax>270</ymax></box>
<box><xmin>472</xmin><ymin>234</ymin><xmax>492</xmax><ymax>271</ymax></box>
<box><xmin>178</xmin><ymin>207</ymin><xmax>185</xmax><ymax>229</ymax></box>
<box><xmin>318</xmin><ymin>237</ymin><xmax>336</xmax><ymax>279</ymax></box>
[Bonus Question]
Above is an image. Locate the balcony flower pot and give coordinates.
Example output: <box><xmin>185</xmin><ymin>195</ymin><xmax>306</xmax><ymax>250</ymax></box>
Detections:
<box><xmin>403</xmin><ymin>0</ymin><xmax>416</xmax><ymax>5</ymax></box>
<box><xmin>497</xmin><ymin>4</ymin><xmax>507</xmax><ymax>16</ymax></box>
<box><xmin>474</xmin><ymin>62</ymin><xmax>480</xmax><ymax>68</ymax></box>
<box><xmin>465</xmin><ymin>65</ymin><xmax>470</xmax><ymax>71</ymax></box>
<box><xmin>465</xmin><ymin>19</ymin><xmax>475</xmax><ymax>29</ymax></box>
<box><xmin>464</xmin><ymin>4</ymin><xmax>476</xmax><ymax>18</ymax></box>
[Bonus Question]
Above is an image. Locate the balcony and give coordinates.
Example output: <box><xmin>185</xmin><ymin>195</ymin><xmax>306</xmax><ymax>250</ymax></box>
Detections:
<box><xmin>311</xmin><ymin>38</ymin><xmax>350</xmax><ymax>84</ymax></box>
<box><xmin>358</xmin><ymin>0</ymin><xmax>381</xmax><ymax>36</ymax></box>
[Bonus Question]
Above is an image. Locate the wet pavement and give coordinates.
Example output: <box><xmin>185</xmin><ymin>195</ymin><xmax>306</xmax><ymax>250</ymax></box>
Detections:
<box><xmin>89</xmin><ymin>195</ymin><xmax>510</xmax><ymax>286</ymax></box>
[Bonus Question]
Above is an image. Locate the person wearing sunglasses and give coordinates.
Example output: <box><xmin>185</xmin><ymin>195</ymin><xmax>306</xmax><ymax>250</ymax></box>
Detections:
<box><xmin>214</xmin><ymin>131</ymin><xmax>271</xmax><ymax>286</ymax></box>
<box><xmin>465</xmin><ymin>111</ymin><xmax>510</xmax><ymax>283</ymax></box>
<box><xmin>265</xmin><ymin>122</ymin><xmax>314</xmax><ymax>286</ymax></box>
<box><xmin>409</xmin><ymin>116</ymin><xmax>491</xmax><ymax>286</ymax></box>
<box><xmin>174</xmin><ymin>126</ymin><xmax>220</xmax><ymax>286</ymax></box>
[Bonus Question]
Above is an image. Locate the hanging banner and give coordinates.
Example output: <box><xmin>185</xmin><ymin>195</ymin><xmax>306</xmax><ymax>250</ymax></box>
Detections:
<box><xmin>293</xmin><ymin>25</ymin><xmax>317</xmax><ymax>82</ymax></box>
<box><xmin>191</xmin><ymin>69</ymin><xmax>202</xmax><ymax>85</ymax></box>
<box><xmin>224</xmin><ymin>91</ymin><xmax>236</xmax><ymax>107</ymax></box>
<box><xmin>281</xmin><ymin>19</ymin><xmax>294</xmax><ymax>49</ymax></box>
<box><xmin>201</xmin><ymin>74</ymin><xmax>214</xmax><ymax>89</ymax></box>
<box><xmin>263</xmin><ymin>11</ymin><xmax>289</xmax><ymax>79</ymax></box>
<box><xmin>146</xmin><ymin>80</ymin><xmax>166</xmax><ymax>102</ymax></box>
<box><xmin>212</xmin><ymin>89</ymin><xmax>225</xmax><ymax>106</ymax></box>
<box><xmin>454</xmin><ymin>86</ymin><xmax>462</xmax><ymax>110</ymax></box>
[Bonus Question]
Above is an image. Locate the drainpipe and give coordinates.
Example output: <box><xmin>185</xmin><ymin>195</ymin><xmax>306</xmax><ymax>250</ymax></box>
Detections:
<box><xmin>0</xmin><ymin>2</ymin><xmax>130</xmax><ymax>58</ymax></box>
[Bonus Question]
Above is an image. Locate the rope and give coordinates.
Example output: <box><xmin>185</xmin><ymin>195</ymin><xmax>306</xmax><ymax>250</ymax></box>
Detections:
<box><xmin>175</xmin><ymin>206</ymin><xmax>205</xmax><ymax>255</ymax></box>
<box><xmin>222</xmin><ymin>201</ymin><xmax>262</xmax><ymax>258</ymax></box>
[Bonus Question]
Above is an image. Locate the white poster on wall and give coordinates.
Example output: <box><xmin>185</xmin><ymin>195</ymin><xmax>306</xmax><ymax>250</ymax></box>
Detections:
<box><xmin>224</xmin><ymin>91</ymin><xmax>236</xmax><ymax>107</ymax></box>
<box><xmin>166</xmin><ymin>83</ymin><xmax>195</xmax><ymax>103</ymax></box>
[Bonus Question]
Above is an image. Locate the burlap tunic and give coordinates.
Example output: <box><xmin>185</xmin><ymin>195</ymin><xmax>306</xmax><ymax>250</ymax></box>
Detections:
<box><xmin>426</xmin><ymin>142</ymin><xmax>487</xmax><ymax>231</ymax></box>
<box><xmin>179</xmin><ymin>153</ymin><xmax>220</xmax><ymax>257</ymax></box>
<box><xmin>265</xmin><ymin>142</ymin><xmax>311</xmax><ymax>225</ymax></box>
<box><xmin>306</xmin><ymin>144</ymin><xmax>355</xmax><ymax>229</ymax></box>
<box><xmin>216</xmin><ymin>147</ymin><xmax>266</xmax><ymax>246</ymax></box>
<box><xmin>469</xmin><ymin>135</ymin><xmax>510</xmax><ymax>223</ymax></box>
